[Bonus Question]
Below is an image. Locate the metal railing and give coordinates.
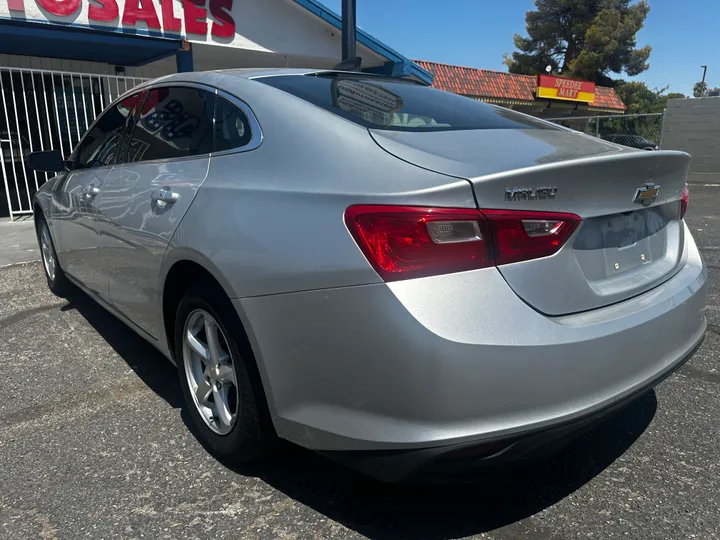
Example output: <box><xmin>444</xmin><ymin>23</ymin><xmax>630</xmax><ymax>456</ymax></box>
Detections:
<box><xmin>546</xmin><ymin>112</ymin><xmax>665</xmax><ymax>151</ymax></box>
<box><xmin>0</xmin><ymin>66</ymin><xmax>148</xmax><ymax>219</ymax></box>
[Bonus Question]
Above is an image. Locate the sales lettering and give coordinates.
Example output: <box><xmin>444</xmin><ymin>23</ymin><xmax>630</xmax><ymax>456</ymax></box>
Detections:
<box><xmin>7</xmin><ymin>0</ymin><xmax>235</xmax><ymax>37</ymax></box>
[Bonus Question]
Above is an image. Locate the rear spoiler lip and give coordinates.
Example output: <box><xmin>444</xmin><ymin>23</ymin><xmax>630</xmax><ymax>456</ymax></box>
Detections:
<box><xmin>464</xmin><ymin>149</ymin><xmax>691</xmax><ymax>220</ymax></box>
<box><xmin>466</xmin><ymin>149</ymin><xmax>691</xmax><ymax>185</ymax></box>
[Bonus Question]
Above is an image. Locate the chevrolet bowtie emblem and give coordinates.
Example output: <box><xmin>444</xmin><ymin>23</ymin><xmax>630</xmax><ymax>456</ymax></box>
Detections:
<box><xmin>633</xmin><ymin>182</ymin><xmax>660</xmax><ymax>205</ymax></box>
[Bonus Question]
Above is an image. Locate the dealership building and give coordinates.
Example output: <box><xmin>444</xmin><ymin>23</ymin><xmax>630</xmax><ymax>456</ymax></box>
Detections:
<box><xmin>0</xmin><ymin>0</ymin><xmax>625</xmax><ymax>219</ymax></box>
<box><xmin>0</xmin><ymin>0</ymin><xmax>434</xmax><ymax>218</ymax></box>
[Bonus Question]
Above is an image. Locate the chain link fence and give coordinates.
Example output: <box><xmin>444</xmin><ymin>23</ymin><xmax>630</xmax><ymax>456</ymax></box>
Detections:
<box><xmin>545</xmin><ymin>113</ymin><xmax>665</xmax><ymax>151</ymax></box>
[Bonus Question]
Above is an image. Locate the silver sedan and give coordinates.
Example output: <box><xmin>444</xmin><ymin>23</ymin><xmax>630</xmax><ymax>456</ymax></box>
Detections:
<box><xmin>28</xmin><ymin>69</ymin><xmax>707</xmax><ymax>482</ymax></box>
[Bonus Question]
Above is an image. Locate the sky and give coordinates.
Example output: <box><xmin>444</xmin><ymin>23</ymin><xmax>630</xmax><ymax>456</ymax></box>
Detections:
<box><xmin>319</xmin><ymin>0</ymin><xmax>718</xmax><ymax>96</ymax></box>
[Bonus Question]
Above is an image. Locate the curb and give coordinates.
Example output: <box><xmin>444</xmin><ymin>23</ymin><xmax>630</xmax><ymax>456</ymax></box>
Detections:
<box><xmin>687</xmin><ymin>172</ymin><xmax>720</xmax><ymax>184</ymax></box>
<box><xmin>0</xmin><ymin>258</ymin><xmax>40</xmax><ymax>269</ymax></box>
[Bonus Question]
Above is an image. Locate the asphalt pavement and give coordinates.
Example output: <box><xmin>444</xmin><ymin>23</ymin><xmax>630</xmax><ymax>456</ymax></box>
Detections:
<box><xmin>0</xmin><ymin>217</ymin><xmax>39</xmax><ymax>267</ymax></box>
<box><xmin>0</xmin><ymin>185</ymin><xmax>719</xmax><ymax>540</ymax></box>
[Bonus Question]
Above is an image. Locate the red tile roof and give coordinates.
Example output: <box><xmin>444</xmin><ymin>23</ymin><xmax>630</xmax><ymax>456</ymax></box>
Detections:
<box><xmin>592</xmin><ymin>86</ymin><xmax>627</xmax><ymax>111</ymax></box>
<box><xmin>414</xmin><ymin>60</ymin><xmax>626</xmax><ymax>111</ymax></box>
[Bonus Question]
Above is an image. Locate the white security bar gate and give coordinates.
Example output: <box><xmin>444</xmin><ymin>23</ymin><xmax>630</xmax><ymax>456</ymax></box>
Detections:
<box><xmin>0</xmin><ymin>67</ymin><xmax>148</xmax><ymax>219</ymax></box>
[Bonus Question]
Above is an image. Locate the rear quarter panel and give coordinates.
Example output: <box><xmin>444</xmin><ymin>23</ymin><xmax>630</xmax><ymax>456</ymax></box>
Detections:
<box><xmin>160</xmin><ymin>93</ymin><xmax>476</xmax><ymax>422</ymax></box>
<box><xmin>163</xmin><ymin>75</ymin><xmax>476</xmax><ymax>299</ymax></box>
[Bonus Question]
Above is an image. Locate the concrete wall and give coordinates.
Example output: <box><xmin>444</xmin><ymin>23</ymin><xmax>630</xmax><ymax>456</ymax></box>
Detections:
<box><xmin>661</xmin><ymin>96</ymin><xmax>720</xmax><ymax>183</ymax></box>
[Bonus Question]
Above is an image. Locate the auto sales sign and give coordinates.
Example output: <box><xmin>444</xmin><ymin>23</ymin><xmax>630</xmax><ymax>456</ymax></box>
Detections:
<box><xmin>4</xmin><ymin>0</ymin><xmax>236</xmax><ymax>39</ymax></box>
<box><xmin>536</xmin><ymin>75</ymin><xmax>596</xmax><ymax>104</ymax></box>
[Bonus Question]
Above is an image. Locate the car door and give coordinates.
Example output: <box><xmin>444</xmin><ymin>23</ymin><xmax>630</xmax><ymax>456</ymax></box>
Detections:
<box><xmin>95</xmin><ymin>84</ymin><xmax>215</xmax><ymax>338</ymax></box>
<box><xmin>52</xmin><ymin>92</ymin><xmax>144</xmax><ymax>298</ymax></box>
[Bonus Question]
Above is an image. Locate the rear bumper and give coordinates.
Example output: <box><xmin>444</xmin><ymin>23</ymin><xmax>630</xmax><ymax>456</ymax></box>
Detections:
<box><xmin>321</xmin><ymin>335</ymin><xmax>703</xmax><ymax>482</ymax></box>
<box><xmin>237</xmin><ymin>224</ymin><xmax>707</xmax><ymax>479</ymax></box>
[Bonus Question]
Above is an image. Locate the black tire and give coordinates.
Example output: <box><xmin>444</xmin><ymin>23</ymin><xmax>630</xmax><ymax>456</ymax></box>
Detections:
<box><xmin>174</xmin><ymin>282</ymin><xmax>274</xmax><ymax>462</ymax></box>
<box><xmin>36</xmin><ymin>215</ymin><xmax>73</xmax><ymax>296</ymax></box>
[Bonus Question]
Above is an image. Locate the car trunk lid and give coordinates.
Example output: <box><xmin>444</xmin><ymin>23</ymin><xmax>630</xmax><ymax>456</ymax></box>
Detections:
<box><xmin>370</xmin><ymin>128</ymin><xmax>691</xmax><ymax>315</ymax></box>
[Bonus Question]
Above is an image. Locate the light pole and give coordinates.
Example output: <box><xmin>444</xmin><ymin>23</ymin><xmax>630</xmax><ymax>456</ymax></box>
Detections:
<box><xmin>341</xmin><ymin>0</ymin><xmax>357</xmax><ymax>62</ymax></box>
<box><xmin>701</xmin><ymin>65</ymin><xmax>708</xmax><ymax>86</ymax></box>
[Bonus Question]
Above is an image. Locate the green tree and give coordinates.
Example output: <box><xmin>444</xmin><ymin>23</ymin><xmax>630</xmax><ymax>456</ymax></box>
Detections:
<box><xmin>506</xmin><ymin>0</ymin><xmax>651</xmax><ymax>85</ymax></box>
<box><xmin>613</xmin><ymin>81</ymin><xmax>684</xmax><ymax>114</ymax></box>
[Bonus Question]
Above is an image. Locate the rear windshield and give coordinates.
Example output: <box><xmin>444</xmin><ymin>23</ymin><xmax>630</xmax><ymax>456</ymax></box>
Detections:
<box><xmin>256</xmin><ymin>74</ymin><xmax>556</xmax><ymax>132</ymax></box>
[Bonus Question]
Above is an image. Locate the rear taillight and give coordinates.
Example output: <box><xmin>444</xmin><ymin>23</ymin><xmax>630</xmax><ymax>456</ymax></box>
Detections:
<box><xmin>482</xmin><ymin>210</ymin><xmax>581</xmax><ymax>266</ymax></box>
<box><xmin>680</xmin><ymin>185</ymin><xmax>689</xmax><ymax>219</ymax></box>
<box><xmin>345</xmin><ymin>205</ymin><xmax>580</xmax><ymax>281</ymax></box>
<box><xmin>344</xmin><ymin>206</ymin><xmax>492</xmax><ymax>281</ymax></box>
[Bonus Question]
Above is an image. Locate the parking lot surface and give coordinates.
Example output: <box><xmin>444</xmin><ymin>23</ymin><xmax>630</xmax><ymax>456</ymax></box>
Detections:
<box><xmin>1</xmin><ymin>185</ymin><xmax>719</xmax><ymax>540</ymax></box>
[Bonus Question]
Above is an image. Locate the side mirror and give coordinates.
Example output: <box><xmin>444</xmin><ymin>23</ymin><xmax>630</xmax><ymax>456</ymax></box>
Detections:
<box><xmin>26</xmin><ymin>150</ymin><xmax>66</xmax><ymax>173</ymax></box>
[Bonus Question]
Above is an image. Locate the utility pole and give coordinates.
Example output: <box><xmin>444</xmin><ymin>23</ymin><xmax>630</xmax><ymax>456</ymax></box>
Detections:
<box><xmin>341</xmin><ymin>0</ymin><xmax>357</xmax><ymax>62</ymax></box>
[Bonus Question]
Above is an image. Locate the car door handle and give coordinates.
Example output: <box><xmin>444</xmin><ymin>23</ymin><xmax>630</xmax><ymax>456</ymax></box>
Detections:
<box><xmin>151</xmin><ymin>189</ymin><xmax>179</xmax><ymax>207</ymax></box>
<box><xmin>83</xmin><ymin>185</ymin><xmax>100</xmax><ymax>199</ymax></box>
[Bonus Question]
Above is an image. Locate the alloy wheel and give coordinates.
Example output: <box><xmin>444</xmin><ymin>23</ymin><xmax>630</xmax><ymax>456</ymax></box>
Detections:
<box><xmin>182</xmin><ymin>309</ymin><xmax>239</xmax><ymax>435</ymax></box>
<box><xmin>40</xmin><ymin>222</ymin><xmax>56</xmax><ymax>282</ymax></box>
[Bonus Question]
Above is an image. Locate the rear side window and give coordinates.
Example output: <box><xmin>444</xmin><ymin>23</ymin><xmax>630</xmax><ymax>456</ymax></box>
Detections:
<box><xmin>257</xmin><ymin>74</ymin><xmax>555</xmax><ymax>132</ymax></box>
<box><xmin>126</xmin><ymin>86</ymin><xmax>214</xmax><ymax>163</ymax></box>
<box><xmin>74</xmin><ymin>92</ymin><xmax>142</xmax><ymax>168</ymax></box>
<box><xmin>214</xmin><ymin>95</ymin><xmax>253</xmax><ymax>151</ymax></box>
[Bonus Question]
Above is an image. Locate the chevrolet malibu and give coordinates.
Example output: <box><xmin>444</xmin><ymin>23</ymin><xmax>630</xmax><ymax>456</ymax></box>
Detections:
<box><xmin>28</xmin><ymin>69</ymin><xmax>707</xmax><ymax>482</ymax></box>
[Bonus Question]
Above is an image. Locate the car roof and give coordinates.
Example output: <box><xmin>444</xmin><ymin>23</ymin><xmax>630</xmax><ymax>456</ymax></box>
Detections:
<box><xmin>203</xmin><ymin>68</ymin><xmax>321</xmax><ymax>79</ymax></box>
<box><xmin>141</xmin><ymin>68</ymin><xmax>423</xmax><ymax>88</ymax></box>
